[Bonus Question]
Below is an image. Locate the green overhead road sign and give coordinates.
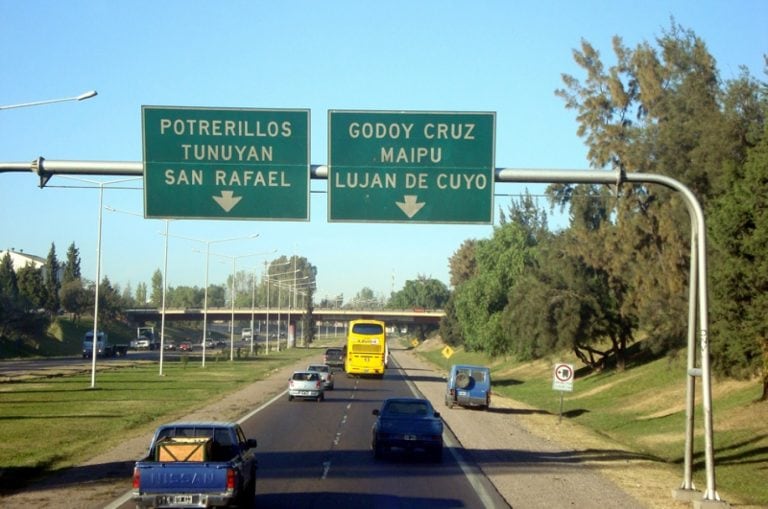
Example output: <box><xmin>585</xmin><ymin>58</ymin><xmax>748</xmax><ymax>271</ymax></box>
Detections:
<box><xmin>328</xmin><ymin>110</ymin><xmax>495</xmax><ymax>224</ymax></box>
<box><xmin>143</xmin><ymin>106</ymin><xmax>310</xmax><ymax>220</ymax></box>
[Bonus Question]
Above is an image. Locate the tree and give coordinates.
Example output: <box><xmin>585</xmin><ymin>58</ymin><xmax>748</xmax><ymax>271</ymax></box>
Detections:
<box><xmin>16</xmin><ymin>263</ymin><xmax>46</xmax><ymax>312</ymax></box>
<box><xmin>389</xmin><ymin>276</ymin><xmax>450</xmax><ymax>310</ymax></box>
<box><xmin>438</xmin><ymin>295</ymin><xmax>464</xmax><ymax>346</ymax></box>
<box><xmin>206</xmin><ymin>284</ymin><xmax>226</xmax><ymax>308</ymax></box>
<box><xmin>135</xmin><ymin>282</ymin><xmax>148</xmax><ymax>306</ymax></box>
<box><xmin>43</xmin><ymin>243</ymin><xmax>61</xmax><ymax>316</ymax></box>
<box><xmin>0</xmin><ymin>252</ymin><xmax>22</xmax><ymax>338</ymax></box>
<box><xmin>448</xmin><ymin>240</ymin><xmax>478</xmax><ymax>288</ymax></box>
<box><xmin>452</xmin><ymin>222</ymin><xmax>532</xmax><ymax>354</ymax></box>
<box><xmin>150</xmin><ymin>269</ymin><xmax>163</xmax><ymax>307</ymax></box>
<box><xmin>62</xmin><ymin>242</ymin><xmax>81</xmax><ymax>284</ymax></box>
<box><xmin>121</xmin><ymin>282</ymin><xmax>135</xmax><ymax>307</ymax></box>
<box><xmin>167</xmin><ymin>285</ymin><xmax>203</xmax><ymax>308</ymax></box>
<box><xmin>552</xmin><ymin>22</ymin><xmax>761</xmax><ymax>365</ymax></box>
<box><xmin>504</xmin><ymin>230</ymin><xmax>635</xmax><ymax>369</ymax></box>
<box><xmin>710</xmin><ymin>122</ymin><xmax>768</xmax><ymax>400</ymax></box>
<box><xmin>96</xmin><ymin>276</ymin><xmax>123</xmax><ymax>324</ymax></box>
<box><xmin>59</xmin><ymin>279</ymin><xmax>90</xmax><ymax>323</ymax></box>
<box><xmin>0</xmin><ymin>252</ymin><xmax>19</xmax><ymax>304</ymax></box>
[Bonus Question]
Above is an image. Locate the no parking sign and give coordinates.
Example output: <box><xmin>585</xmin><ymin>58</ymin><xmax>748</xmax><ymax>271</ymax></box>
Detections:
<box><xmin>552</xmin><ymin>363</ymin><xmax>574</xmax><ymax>392</ymax></box>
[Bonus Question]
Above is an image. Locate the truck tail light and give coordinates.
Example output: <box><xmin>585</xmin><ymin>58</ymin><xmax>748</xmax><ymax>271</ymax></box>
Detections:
<box><xmin>316</xmin><ymin>380</ymin><xmax>322</xmax><ymax>389</ymax></box>
<box><xmin>226</xmin><ymin>468</ymin><xmax>236</xmax><ymax>491</ymax></box>
<box><xmin>132</xmin><ymin>467</ymin><xmax>140</xmax><ymax>489</ymax></box>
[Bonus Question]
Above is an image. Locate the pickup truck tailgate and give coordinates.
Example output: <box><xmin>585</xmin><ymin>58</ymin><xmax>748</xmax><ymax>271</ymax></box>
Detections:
<box><xmin>135</xmin><ymin>461</ymin><xmax>232</xmax><ymax>493</ymax></box>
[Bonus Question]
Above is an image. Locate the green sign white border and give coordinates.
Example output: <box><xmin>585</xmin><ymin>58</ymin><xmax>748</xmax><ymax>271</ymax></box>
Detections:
<box><xmin>142</xmin><ymin>105</ymin><xmax>311</xmax><ymax>222</ymax></box>
<box><xmin>327</xmin><ymin>109</ymin><xmax>496</xmax><ymax>225</ymax></box>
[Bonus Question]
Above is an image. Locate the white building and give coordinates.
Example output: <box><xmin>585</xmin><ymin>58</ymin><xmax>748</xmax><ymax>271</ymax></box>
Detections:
<box><xmin>0</xmin><ymin>249</ymin><xmax>46</xmax><ymax>272</ymax></box>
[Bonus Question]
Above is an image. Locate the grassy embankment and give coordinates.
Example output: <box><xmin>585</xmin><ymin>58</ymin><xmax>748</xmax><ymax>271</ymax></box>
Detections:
<box><xmin>0</xmin><ymin>317</ymin><xmax>339</xmax><ymax>492</ymax></box>
<box><xmin>413</xmin><ymin>338</ymin><xmax>767</xmax><ymax>507</ymax></box>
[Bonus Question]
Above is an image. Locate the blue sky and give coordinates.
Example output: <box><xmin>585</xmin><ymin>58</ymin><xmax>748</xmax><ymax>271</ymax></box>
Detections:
<box><xmin>1</xmin><ymin>1</ymin><xmax>766</xmax><ymax>303</ymax></box>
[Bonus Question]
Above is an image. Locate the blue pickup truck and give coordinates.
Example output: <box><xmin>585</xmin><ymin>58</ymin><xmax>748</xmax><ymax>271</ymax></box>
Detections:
<box><xmin>132</xmin><ymin>421</ymin><xmax>258</xmax><ymax>508</ymax></box>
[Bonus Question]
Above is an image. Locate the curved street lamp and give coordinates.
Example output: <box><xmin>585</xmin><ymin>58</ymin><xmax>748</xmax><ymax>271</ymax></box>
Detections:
<box><xmin>0</xmin><ymin>90</ymin><xmax>98</xmax><ymax>110</ymax></box>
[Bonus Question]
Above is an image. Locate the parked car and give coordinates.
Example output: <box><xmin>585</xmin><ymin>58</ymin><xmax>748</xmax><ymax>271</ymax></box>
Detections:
<box><xmin>163</xmin><ymin>342</ymin><xmax>176</xmax><ymax>351</ymax></box>
<box><xmin>288</xmin><ymin>371</ymin><xmax>324</xmax><ymax>402</ymax></box>
<box><xmin>444</xmin><ymin>364</ymin><xmax>491</xmax><ymax>410</ymax></box>
<box><xmin>178</xmin><ymin>341</ymin><xmax>193</xmax><ymax>352</ymax></box>
<box><xmin>323</xmin><ymin>347</ymin><xmax>345</xmax><ymax>370</ymax></box>
<box><xmin>306</xmin><ymin>364</ymin><xmax>334</xmax><ymax>390</ymax></box>
<box><xmin>371</xmin><ymin>397</ymin><xmax>443</xmax><ymax>461</ymax></box>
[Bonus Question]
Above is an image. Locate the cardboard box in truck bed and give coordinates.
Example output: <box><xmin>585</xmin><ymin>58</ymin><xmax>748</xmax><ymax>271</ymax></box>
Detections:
<box><xmin>155</xmin><ymin>437</ymin><xmax>212</xmax><ymax>462</ymax></box>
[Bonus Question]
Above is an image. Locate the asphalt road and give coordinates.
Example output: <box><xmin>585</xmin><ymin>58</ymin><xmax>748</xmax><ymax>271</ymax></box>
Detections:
<box><xmin>241</xmin><ymin>365</ymin><xmax>505</xmax><ymax>508</ymax></box>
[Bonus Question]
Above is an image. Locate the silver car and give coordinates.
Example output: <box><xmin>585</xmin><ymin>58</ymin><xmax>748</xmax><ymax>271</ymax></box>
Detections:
<box><xmin>288</xmin><ymin>371</ymin><xmax>324</xmax><ymax>402</ymax></box>
<box><xmin>307</xmin><ymin>364</ymin><xmax>334</xmax><ymax>390</ymax></box>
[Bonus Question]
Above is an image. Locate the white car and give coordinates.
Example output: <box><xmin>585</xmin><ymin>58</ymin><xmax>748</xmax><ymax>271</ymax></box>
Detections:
<box><xmin>288</xmin><ymin>371</ymin><xmax>324</xmax><ymax>402</ymax></box>
<box><xmin>307</xmin><ymin>364</ymin><xmax>334</xmax><ymax>390</ymax></box>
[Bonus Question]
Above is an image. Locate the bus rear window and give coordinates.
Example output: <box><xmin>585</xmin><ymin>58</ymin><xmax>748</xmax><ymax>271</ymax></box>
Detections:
<box><xmin>352</xmin><ymin>323</ymin><xmax>384</xmax><ymax>335</ymax></box>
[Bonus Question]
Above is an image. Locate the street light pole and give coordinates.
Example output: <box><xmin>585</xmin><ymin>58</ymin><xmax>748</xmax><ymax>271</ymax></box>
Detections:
<box><xmin>61</xmin><ymin>176</ymin><xmax>141</xmax><ymax>389</ymax></box>
<box><xmin>0</xmin><ymin>90</ymin><xmax>98</xmax><ymax>111</ymax></box>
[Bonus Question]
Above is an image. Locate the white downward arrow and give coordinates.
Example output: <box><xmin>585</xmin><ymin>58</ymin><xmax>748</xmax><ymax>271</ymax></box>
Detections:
<box><xmin>396</xmin><ymin>195</ymin><xmax>426</xmax><ymax>218</ymax></box>
<box><xmin>213</xmin><ymin>190</ymin><xmax>242</xmax><ymax>212</ymax></box>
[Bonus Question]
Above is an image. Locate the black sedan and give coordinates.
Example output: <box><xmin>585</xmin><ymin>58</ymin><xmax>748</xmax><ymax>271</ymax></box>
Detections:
<box><xmin>371</xmin><ymin>397</ymin><xmax>443</xmax><ymax>461</ymax></box>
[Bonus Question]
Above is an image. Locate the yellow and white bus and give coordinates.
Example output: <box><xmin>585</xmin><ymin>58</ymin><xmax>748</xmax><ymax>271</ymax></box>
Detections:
<box><xmin>344</xmin><ymin>319</ymin><xmax>387</xmax><ymax>378</ymax></box>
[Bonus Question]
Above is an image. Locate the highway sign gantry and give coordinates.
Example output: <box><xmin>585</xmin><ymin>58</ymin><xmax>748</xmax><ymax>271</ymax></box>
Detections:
<box><xmin>328</xmin><ymin>110</ymin><xmax>496</xmax><ymax>224</ymax></box>
<box><xmin>143</xmin><ymin>106</ymin><xmax>310</xmax><ymax>220</ymax></box>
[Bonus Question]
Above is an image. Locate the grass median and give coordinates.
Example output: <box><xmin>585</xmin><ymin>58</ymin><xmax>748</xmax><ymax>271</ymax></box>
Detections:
<box><xmin>0</xmin><ymin>346</ymin><xmax>323</xmax><ymax>492</ymax></box>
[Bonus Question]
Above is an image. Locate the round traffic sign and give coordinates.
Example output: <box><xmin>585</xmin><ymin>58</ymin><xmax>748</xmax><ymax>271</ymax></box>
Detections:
<box><xmin>554</xmin><ymin>363</ymin><xmax>574</xmax><ymax>382</ymax></box>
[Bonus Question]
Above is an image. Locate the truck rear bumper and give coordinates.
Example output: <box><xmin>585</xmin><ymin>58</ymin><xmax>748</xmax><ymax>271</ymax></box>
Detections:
<box><xmin>133</xmin><ymin>492</ymin><xmax>233</xmax><ymax>508</ymax></box>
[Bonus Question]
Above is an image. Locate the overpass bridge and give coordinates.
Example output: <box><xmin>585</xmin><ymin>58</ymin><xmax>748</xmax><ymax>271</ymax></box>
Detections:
<box><xmin>125</xmin><ymin>307</ymin><xmax>445</xmax><ymax>326</ymax></box>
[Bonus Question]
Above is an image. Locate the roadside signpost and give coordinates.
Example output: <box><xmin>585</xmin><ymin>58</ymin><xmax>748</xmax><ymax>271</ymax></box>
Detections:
<box><xmin>553</xmin><ymin>363</ymin><xmax>574</xmax><ymax>422</ymax></box>
<box><xmin>143</xmin><ymin>106</ymin><xmax>310</xmax><ymax>220</ymax></box>
<box><xmin>328</xmin><ymin>110</ymin><xmax>495</xmax><ymax>223</ymax></box>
